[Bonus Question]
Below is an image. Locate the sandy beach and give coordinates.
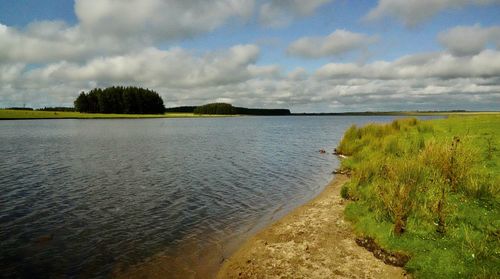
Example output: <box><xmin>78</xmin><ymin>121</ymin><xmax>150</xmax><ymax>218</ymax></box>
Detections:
<box><xmin>217</xmin><ymin>175</ymin><xmax>407</xmax><ymax>279</ymax></box>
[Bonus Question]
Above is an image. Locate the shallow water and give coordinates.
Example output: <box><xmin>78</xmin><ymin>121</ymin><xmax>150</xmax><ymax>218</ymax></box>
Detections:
<box><xmin>0</xmin><ymin>116</ymin><xmax>435</xmax><ymax>278</ymax></box>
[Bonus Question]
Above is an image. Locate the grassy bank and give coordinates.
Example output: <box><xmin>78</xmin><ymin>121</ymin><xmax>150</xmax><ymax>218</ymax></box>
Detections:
<box><xmin>337</xmin><ymin>114</ymin><xmax>499</xmax><ymax>278</ymax></box>
<box><xmin>0</xmin><ymin>109</ymin><xmax>234</xmax><ymax>119</ymax></box>
<box><xmin>292</xmin><ymin>111</ymin><xmax>500</xmax><ymax>116</ymax></box>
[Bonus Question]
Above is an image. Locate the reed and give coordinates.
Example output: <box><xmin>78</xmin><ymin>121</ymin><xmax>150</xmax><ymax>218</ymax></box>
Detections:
<box><xmin>338</xmin><ymin>115</ymin><xmax>500</xmax><ymax>278</ymax></box>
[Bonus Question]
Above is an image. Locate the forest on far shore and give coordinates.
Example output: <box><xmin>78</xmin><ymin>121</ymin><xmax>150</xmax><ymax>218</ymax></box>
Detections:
<box><xmin>168</xmin><ymin>103</ymin><xmax>291</xmax><ymax>115</ymax></box>
<box><xmin>74</xmin><ymin>86</ymin><xmax>166</xmax><ymax>114</ymax></box>
<box><xmin>48</xmin><ymin>86</ymin><xmax>292</xmax><ymax>116</ymax></box>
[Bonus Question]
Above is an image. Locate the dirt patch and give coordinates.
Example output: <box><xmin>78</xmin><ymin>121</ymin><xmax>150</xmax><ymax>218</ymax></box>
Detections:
<box><xmin>217</xmin><ymin>175</ymin><xmax>408</xmax><ymax>279</ymax></box>
<box><xmin>355</xmin><ymin>237</ymin><xmax>410</xmax><ymax>267</ymax></box>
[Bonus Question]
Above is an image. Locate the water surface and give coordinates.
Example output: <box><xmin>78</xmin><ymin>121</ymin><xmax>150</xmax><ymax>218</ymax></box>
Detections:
<box><xmin>0</xmin><ymin>116</ymin><xmax>431</xmax><ymax>278</ymax></box>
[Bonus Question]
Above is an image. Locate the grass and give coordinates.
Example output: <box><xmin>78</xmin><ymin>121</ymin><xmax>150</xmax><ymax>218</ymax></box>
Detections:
<box><xmin>337</xmin><ymin>114</ymin><xmax>500</xmax><ymax>278</ymax></box>
<box><xmin>0</xmin><ymin>109</ymin><xmax>235</xmax><ymax>119</ymax></box>
<box><xmin>380</xmin><ymin>111</ymin><xmax>500</xmax><ymax>116</ymax></box>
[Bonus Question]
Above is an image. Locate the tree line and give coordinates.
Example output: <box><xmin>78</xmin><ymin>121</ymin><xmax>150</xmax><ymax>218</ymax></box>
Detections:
<box><xmin>191</xmin><ymin>103</ymin><xmax>290</xmax><ymax>115</ymax></box>
<box><xmin>193</xmin><ymin>103</ymin><xmax>234</xmax><ymax>114</ymax></box>
<box><xmin>165</xmin><ymin>106</ymin><xmax>197</xmax><ymax>113</ymax></box>
<box><xmin>74</xmin><ymin>86</ymin><xmax>165</xmax><ymax>114</ymax></box>
<box><xmin>38</xmin><ymin>107</ymin><xmax>75</xmax><ymax>112</ymax></box>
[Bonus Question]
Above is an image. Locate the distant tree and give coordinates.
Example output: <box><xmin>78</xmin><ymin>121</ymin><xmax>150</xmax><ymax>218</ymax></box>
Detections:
<box><xmin>6</xmin><ymin>107</ymin><xmax>33</xmax><ymax>111</ymax></box>
<box><xmin>165</xmin><ymin>106</ymin><xmax>197</xmax><ymax>113</ymax></box>
<box><xmin>74</xmin><ymin>92</ymin><xmax>89</xmax><ymax>112</ymax></box>
<box><xmin>37</xmin><ymin>107</ymin><xmax>75</xmax><ymax>112</ymax></box>
<box><xmin>193</xmin><ymin>103</ymin><xmax>290</xmax><ymax>115</ymax></box>
<box><xmin>194</xmin><ymin>103</ymin><xmax>235</xmax><ymax>114</ymax></box>
<box><xmin>74</xmin><ymin>86</ymin><xmax>165</xmax><ymax>114</ymax></box>
<box><xmin>233</xmin><ymin>107</ymin><xmax>290</xmax><ymax>115</ymax></box>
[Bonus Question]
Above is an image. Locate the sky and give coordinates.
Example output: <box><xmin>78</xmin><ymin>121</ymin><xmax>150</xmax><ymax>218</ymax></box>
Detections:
<box><xmin>1</xmin><ymin>0</ymin><xmax>500</xmax><ymax>112</ymax></box>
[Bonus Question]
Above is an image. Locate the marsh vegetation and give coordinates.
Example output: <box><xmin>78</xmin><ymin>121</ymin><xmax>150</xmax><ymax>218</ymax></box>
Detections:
<box><xmin>337</xmin><ymin>115</ymin><xmax>499</xmax><ymax>277</ymax></box>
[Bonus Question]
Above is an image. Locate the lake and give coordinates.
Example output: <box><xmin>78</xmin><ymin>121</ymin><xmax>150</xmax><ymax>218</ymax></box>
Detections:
<box><xmin>0</xmin><ymin>116</ymin><xmax>430</xmax><ymax>278</ymax></box>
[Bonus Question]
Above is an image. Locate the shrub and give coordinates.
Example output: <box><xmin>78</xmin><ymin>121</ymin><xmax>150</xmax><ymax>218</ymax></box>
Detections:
<box><xmin>420</xmin><ymin>137</ymin><xmax>477</xmax><ymax>193</ymax></box>
<box><xmin>340</xmin><ymin>184</ymin><xmax>350</xmax><ymax>199</ymax></box>
<box><xmin>337</xmin><ymin>125</ymin><xmax>360</xmax><ymax>156</ymax></box>
<box><xmin>336</xmin><ymin>116</ymin><xmax>500</xmax><ymax>277</ymax></box>
<box><xmin>374</xmin><ymin>159</ymin><xmax>423</xmax><ymax>235</ymax></box>
<box><xmin>417</xmin><ymin>123</ymin><xmax>434</xmax><ymax>133</ymax></box>
<box><xmin>391</xmin><ymin>119</ymin><xmax>401</xmax><ymax>130</ymax></box>
<box><xmin>338</xmin><ymin>118</ymin><xmax>490</xmax><ymax>236</ymax></box>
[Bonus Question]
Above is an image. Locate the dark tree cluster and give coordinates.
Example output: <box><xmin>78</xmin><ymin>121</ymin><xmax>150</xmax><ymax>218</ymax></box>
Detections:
<box><xmin>193</xmin><ymin>103</ymin><xmax>235</xmax><ymax>114</ymax></box>
<box><xmin>37</xmin><ymin>107</ymin><xmax>75</xmax><ymax>112</ymax></box>
<box><xmin>6</xmin><ymin>107</ymin><xmax>33</xmax><ymax>111</ymax></box>
<box><xmin>165</xmin><ymin>106</ymin><xmax>197</xmax><ymax>113</ymax></box>
<box><xmin>193</xmin><ymin>103</ymin><xmax>291</xmax><ymax>115</ymax></box>
<box><xmin>74</xmin><ymin>86</ymin><xmax>165</xmax><ymax>114</ymax></box>
<box><xmin>234</xmin><ymin>106</ymin><xmax>291</xmax><ymax>116</ymax></box>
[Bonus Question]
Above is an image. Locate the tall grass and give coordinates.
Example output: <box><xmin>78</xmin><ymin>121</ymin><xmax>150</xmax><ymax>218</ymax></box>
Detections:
<box><xmin>338</xmin><ymin>116</ymin><xmax>500</xmax><ymax>278</ymax></box>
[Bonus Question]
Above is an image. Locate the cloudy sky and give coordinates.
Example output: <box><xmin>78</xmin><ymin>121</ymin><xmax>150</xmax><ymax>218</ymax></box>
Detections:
<box><xmin>1</xmin><ymin>0</ymin><xmax>500</xmax><ymax>112</ymax></box>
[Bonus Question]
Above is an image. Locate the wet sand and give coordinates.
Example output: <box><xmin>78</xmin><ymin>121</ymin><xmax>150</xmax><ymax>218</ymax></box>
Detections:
<box><xmin>217</xmin><ymin>175</ymin><xmax>407</xmax><ymax>279</ymax></box>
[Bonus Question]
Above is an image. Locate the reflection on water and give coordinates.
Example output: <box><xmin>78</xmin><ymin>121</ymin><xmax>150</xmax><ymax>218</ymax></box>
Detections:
<box><xmin>0</xmin><ymin>116</ymin><xmax>434</xmax><ymax>278</ymax></box>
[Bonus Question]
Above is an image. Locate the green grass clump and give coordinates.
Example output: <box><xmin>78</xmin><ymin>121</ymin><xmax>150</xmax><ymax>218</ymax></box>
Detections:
<box><xmin>340</xmin><ymin>183</ymin><xmax>350</xmax><ymax>199</ymax></box>
<box><xmin>338</xmin><ymin>115</ymin><xmax>500</xmax><ymax>278</ymax></box>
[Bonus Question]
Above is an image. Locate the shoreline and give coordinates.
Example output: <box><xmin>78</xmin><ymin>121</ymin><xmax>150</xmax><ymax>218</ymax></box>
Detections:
<box><xmin>0</xmin><ymin>111</ymin><xmax>237</xmax><ymax>120</ymax></box>
<box><xmin>216</xmin><ymin>175</ymin><xmax>406</xmax><ymax>279</ymax></box>
<box><xmin>2</xmin><ymin>109</ymin><xmax>497</xmax><ymax>121</ymax></box>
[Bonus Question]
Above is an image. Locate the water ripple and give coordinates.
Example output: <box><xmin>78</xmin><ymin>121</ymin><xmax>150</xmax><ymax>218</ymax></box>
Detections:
<box><xmin>0</xmin><ymin>116</ymin><xmax>437</xmax><ymax>278</ymax></box>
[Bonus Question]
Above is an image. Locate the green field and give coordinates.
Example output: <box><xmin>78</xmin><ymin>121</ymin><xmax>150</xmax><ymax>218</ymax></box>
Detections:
<box><xmin>293</xmin><ymin>111</ymin><xmax>500</xmax><ymax>116</ymax></box>
<box><xmin>337</xmin><ymin>114</ymin><xmax>500</xmax><ymax>278</ymax></box>
<box><xmin>0</xmin><ymin>109</ymin><xmax>234</xmax><ymax>119</ymax></box>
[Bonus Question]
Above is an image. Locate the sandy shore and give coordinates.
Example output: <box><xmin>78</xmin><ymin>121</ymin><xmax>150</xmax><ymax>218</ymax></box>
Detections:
<box><xmin>217</xmin><ymin>175</ymin><xmax>407</xmax><ymax>279</ymax></box>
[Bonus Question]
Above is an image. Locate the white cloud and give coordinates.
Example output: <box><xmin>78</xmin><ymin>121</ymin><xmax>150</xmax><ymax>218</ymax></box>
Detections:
<box><xmin>23</xmin><ymin>45</ymin><xmax>262</xmax><ymax>89</ymax></box>
<box><xmin>287</xmin><ymin>67</ymin><xmax>308</xmax><ymax>80</ymax></box>
<box><xmin>0</xmin><ymin>64</ymin><xmax>26</xmax><ymax>83</ymax></box>
<box><xmin>0</xmin><ymin>44</ymin><xmax>271</xmax><ymax>107</ymax></box>
<box><xmin>287</xmin><ymin>30</ymin><xmax>378</xmax><ymax>58</ymax></box>
<box><xmin>315</xmin><ymin>50</ymin><xmax>500</xmax><ymax>80</ymax></box>
<box><xmin>438</xmin><ymin>24</ymin><xmax>500</xmax><ymax>56</ymax></box>
<box><xmin>259</xmin><ymin>0</ymin><xmax>331</xmax><ymax>27</ymax></box>
<box><xmin>75</xmin><ymin>0</ymin><xmax>255</xmax><ymax>41</ymax></box>
<box><xmin>0</xmin><ymin>22</ymin><xmax>91</xmax><ymax>63</ymax></box>
<box><xmin>1</xmin><ymin>0</ymin><xmax>499</xmax><ymax>111</ymax></box>
<box><xmin>3</xmin><ymin>47</ymin><xmax>499</xmax><ymax>111</ymax></box>
<box><xmin>365</xmin><ymin>0</ymin><xmax>500</xmax><ymax>26</ymax></box>
<box><xmin>247</xmin><ymin>64</ymin><xmax>282</xmax><ymax>77</ymax></box>
<box><xmin>0</xmin><ymin>0</ymin><xmax>256</xmax><ymax>64</ymax></box>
